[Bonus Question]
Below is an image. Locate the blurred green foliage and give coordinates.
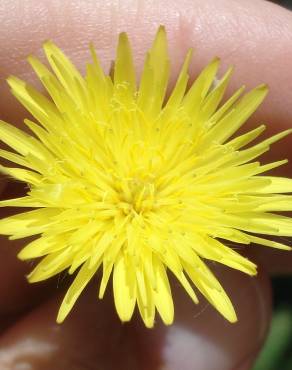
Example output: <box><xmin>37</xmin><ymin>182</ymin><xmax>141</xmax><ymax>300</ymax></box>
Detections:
<box><xmin>252</xmin><ymin>277</ymin><xmax>292</xmax><ymax>370</ymax></box>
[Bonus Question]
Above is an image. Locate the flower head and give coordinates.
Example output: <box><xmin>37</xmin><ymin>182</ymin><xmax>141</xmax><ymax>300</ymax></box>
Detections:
<box><xmin>0</xmin><ymin>27</ymin><xmax>292</xmax><ymax>328</ymax></box>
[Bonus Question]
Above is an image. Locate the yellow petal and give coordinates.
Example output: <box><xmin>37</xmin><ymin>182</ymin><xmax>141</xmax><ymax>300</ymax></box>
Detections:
<box><xmin>138</xmin><ymin>26</ymin><xmax>170</xmax><ymax>118</ymax></box>
<box><xmin>113</xmin><ymin>253</ymin><xmax>137</xmax><ymax>322</ymax></box>
<box><xmin>182</xmin><ymin>57</ymin><xmax>220</xmax><ymax>117</ymax></box>
<box><xmin>200</xmin><ymin>84</ymin><xmax>268</xmax><ymax>147</ymax></box>
<box><xmin>184</xmin><ymin>261</ymin><xmax>237</xmax><ymax>323</ymax></box>
<box><xmin>114</xmin><ymin>32</ymin><xmax>136</xmax><ymax>92</ymax></box>
<box><xmin>28</xmin><ymin>248</ymin><xmax>73</xmax><ymax>282</ymax></box>
<box><xmin>57</xmin><ymin>260</ymin><xmax>100</xmax><ymax>323</ymax></box>
<box><xmin>153</xmin><ymin>257</ymin><xmax>174</xmax><ymax>325</ymax></box>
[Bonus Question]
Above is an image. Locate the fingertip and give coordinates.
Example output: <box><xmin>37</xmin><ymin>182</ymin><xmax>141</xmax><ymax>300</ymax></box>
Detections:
<box><xmin>0</xmin><ymin>263</ymin><xmax>272</xmax><ymax>370</ymax></box>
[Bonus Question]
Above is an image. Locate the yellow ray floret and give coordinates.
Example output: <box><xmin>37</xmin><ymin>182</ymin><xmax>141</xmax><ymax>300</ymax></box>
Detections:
<box><xmin>0</xmin><ymin>26</ymin><xmax>292</xmax><ymax>328</ymax></box>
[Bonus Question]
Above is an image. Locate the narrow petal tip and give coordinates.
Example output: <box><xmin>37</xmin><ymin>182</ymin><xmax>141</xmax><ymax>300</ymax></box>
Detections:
<box><xmin>256</xmin><ymin>83</ymin><xmax>269</xmax><ymax>94</ymax></box>
<box><xmin>56</xmin><ymin>310</ymin><xmax>66</xmax><ymax>324</ymax></box>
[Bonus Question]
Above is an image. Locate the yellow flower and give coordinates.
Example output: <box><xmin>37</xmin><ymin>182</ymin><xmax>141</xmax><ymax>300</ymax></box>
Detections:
<box><xmin>0</xmin><ymin>26</ymin><xmax>292</xmax><ymax>328</ymax></box>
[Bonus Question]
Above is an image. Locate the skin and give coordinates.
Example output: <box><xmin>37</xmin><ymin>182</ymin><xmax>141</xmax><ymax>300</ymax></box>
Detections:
<box><xmin>0</xmin><ymin>0</ymin><xmax>292</xmax><ymax>368</ymax></box>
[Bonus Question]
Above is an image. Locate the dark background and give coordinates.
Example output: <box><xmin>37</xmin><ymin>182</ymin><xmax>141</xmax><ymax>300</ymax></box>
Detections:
<box><xmin>270</xmin><ymin>0</ymin><xmax>292</xmax><ymax>9</ymax></box>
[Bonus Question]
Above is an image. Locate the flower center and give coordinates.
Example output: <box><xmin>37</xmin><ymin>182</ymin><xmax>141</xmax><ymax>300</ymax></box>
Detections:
<box><xmin>116</xmin><ymin>177</ymin><xmax>156</xmax><ymax>215</ymax></box>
